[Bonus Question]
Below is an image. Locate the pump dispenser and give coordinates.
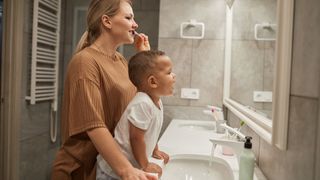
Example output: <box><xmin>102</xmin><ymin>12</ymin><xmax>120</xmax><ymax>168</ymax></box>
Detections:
<box><xmin>239</xmin><ymin>136</ymin><xmax>255</xmax><ymax>180</ymax></box>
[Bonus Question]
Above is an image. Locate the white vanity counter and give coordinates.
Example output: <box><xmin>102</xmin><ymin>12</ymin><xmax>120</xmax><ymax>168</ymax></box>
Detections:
<box><xmin>158</xmin><ymin>119</ymin><xmax>267</xmax><ymax>180</ymax></box>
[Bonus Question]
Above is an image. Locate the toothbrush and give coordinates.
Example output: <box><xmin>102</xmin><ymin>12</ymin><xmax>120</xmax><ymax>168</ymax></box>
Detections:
<box><xmin>211</xmin><ymin>109</ymin><xmax>219</xmax><ymax>121</ymax></box>
<box><xmin>207</xmin><ymin>105</ymin><xmax>223</xmax><ymax>112</ymax></box>
<box><xmin>133</xmin><ymin>31</ymin><xmax>140</xmax><ymax>36</ymax></box>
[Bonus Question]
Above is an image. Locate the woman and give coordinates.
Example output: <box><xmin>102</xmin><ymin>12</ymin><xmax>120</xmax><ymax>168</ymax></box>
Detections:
<box><xmin>51</xmin><ymin>0</ymin><xmax>155</xmax><ymax>179</ymax></box>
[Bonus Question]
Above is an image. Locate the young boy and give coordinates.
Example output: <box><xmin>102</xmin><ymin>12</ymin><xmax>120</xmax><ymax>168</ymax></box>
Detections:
<box><xmin>96</xmin><ymin>50</ymin><xmax>176</xmax><ymax>180</ymax></box>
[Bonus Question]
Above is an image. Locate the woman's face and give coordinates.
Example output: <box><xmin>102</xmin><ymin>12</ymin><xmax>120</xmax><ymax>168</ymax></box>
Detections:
<box><xmin>109</xmin><ymin>1</ymin><xmax>138</xmax><ymax>45</ymax></box>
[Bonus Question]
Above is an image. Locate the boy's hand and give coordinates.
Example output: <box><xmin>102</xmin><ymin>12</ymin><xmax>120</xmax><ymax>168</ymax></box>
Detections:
<box><xmin>134</xmin><ymin>33</ymin><xmax>150</xmax><ymax>52</ymax></box>
<box><xmin>152</xmin><ymin>149</ymin><xmax>170</xmax><ymax>164</ymax></box>
<box><xmin>142</xmin><ymin>162</ymin><xmax>162</xmax><ymax>178</ymax></box>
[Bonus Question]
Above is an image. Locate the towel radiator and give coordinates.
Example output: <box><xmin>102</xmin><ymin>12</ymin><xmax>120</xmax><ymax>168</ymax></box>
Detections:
<box><xmin>26</xmin><ymin>0</ymin><xmax>61</xmax><ymax>143</ymax></box>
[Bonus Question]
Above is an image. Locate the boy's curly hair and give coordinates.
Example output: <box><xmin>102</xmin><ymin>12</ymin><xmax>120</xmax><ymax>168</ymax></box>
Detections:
<box><xmin>128</xmin><ymin>50</ymin><xmax>166</xmax><ymax>88</ymax></box>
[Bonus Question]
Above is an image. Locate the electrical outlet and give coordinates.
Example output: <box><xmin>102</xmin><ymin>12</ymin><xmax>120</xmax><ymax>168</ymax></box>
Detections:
<box><xmin>181</xmin><ymin>88</ymin><xmax>200</xmax><ymax>99</ymax></box>
<box><xmin>253</xmin><ymin>91</ymin><xmax>272</xmax><ymax>102</ymax></box>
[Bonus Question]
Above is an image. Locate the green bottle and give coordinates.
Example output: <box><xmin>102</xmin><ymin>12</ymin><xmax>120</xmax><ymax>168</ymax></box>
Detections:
<box><xmin>239</xmin><ymin>136</ymin><xmax>255</xmax><ymax>180</ymax></box>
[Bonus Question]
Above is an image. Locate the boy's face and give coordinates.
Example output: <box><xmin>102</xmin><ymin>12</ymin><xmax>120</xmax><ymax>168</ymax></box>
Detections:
<box><xmin>153</xmin><ymin>55</ymin><xmax>176</xmax><ymax>96</ymax></box>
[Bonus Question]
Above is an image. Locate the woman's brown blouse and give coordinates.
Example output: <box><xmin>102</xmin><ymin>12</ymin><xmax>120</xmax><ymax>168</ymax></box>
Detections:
<box><xmin>52</xmin><ymin>47</ymin><xmax>136</xmax><ymax>180</ymax></box>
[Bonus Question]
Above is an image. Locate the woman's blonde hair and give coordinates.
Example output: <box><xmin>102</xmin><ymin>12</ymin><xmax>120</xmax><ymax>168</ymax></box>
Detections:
<box><xmin>75</xmin><ymin>0</ymin><xmax>132</xmax><ymax>52</ymax></box>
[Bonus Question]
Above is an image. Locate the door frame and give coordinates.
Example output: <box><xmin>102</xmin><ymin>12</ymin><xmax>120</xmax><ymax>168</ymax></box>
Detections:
<box><xmin>0</xmin><ymin>0</ymin><xmax>23</xmax><ymax>179</ymax></box>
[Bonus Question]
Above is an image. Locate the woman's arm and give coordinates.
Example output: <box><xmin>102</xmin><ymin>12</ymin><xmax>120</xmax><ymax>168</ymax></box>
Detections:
<box><xmin>87</xmin><ymin>127</ymin><xmax>157</xmax><ymax>180</ymax></box>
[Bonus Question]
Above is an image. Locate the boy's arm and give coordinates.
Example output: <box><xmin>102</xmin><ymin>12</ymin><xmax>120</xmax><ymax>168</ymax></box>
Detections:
<box><xmin>129</xmin><ymin>121</ymin><xmax>148</xmax><ymax>168</ymax></box>
<box><xmin>152</xmin><ymin>144</ymin><xmax>170</xmax><ymax>164</ymax></box>
<box><xmin>129</xmin><ymin>122</ymin><xmax>162</xmax><ymax>176</ymax></box>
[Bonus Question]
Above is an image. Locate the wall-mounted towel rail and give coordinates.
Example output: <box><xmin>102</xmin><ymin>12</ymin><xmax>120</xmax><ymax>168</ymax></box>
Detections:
<box><xmin>180</xmin><ymin>19</ymin><xmax>205</xmax><ymax>39</ymax></box>
<box><xmin>254</xmin><ymin>22</ymin><xmax>277</xmax><ymax>41</ymax></box>
<box><xmin>26</xmin><ymin>0</ymin><xmax>61</xmax><ymax>143</ymax></box>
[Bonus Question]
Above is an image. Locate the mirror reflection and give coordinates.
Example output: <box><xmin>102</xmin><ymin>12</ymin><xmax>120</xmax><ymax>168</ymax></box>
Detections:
<box><xmin>229</xmin><ymin>0</ymin><xmax>277</xmax><ymax>119</ymax></box>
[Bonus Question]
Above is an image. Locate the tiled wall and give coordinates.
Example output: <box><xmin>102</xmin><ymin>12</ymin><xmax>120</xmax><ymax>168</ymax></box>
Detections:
<box><xmin>158</xmin><ymin>0</ymin><xmax>226</xmax><ymax>133</ymax></box>
<box><xmin>19</xmin><ymin>0</ymin><xmax>66</xmax><ymax>179</ymax></box>
<box><xmin>227</xmin><ymin>0</ymin><xmax>320</xmax><ymax>179</ymax></box>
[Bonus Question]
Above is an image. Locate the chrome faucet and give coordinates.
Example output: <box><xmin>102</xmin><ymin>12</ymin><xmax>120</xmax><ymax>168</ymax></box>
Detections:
<box><xmin>210</xmin><ymin>138</ymin><xmax>243</xmax><ymax>161</ymax></box>
<box><xmin>209</xmin><ymin>123</ymin><xmax>246</xmax><ymax>161</ymax></box>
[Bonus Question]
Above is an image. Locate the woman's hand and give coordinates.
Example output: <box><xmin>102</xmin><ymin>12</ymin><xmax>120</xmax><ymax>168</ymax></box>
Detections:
<box><xmin>152</xmin><ymin>149</ymin><xmax>170</xmax><ymax>164</ymax></box>
<box><xmin>87</xmin><ymin>128</ymin><xmax>157</xmax><ymax>180</ymax></box>
<box><xmin>120</xmin><ymin>167</ymin><xmax>158</xmax><ymax>180</ymax></box>
<box><xmin>134</xmin><ymin>32</ymin><xmax>150</xmax><ymax>51</ymax></box>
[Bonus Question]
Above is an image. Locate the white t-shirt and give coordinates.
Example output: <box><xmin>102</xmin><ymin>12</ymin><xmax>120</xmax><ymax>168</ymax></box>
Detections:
<box><xmin>97</xmin><ymin>92</ymin><xmax>163</xmax><ymax>178</ymax></box>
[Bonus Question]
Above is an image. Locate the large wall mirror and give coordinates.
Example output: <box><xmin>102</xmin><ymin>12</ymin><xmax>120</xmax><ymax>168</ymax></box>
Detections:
<box><xmin>223</xmin><ymin>0</ymin><xmax>294</xmax><ymax>150</ymax></box>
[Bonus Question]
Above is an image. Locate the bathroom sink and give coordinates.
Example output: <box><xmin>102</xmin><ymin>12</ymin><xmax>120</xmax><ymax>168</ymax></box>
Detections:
<box><xmin>161</xmin><ymin>154</ymin><xmax>234</xmax><ymax>180</ymax></box>
<box><xmin>178</xmin><ymin>122</ymin><xmax>215</xmax><ymax>131</ymax></box>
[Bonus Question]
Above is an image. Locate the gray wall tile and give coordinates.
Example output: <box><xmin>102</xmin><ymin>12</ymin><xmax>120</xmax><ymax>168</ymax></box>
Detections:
<box><xmin>230</xmin><ymin>40</ymin><xmax>264</xmax><ymax>109</ymax></box>
<box><xmin>290</xmin><ymin>0</ymin><xmax>320</xmax><ymax>98</ymax></box>
<box><xmin>232</xmin><ymin>0</ymin><xmax>277</xmax><ymax>40</ymax></box>
<box><xmin>20</xmin><ymin>134</ymin><xmax>59</xmax><ymax>180</ymax></box>
<box><xmin>159</xmin><ymin>0</ymin><xmax>226</xmax><ymax>39</ymax></box>
<box><xmin>159</xmin><ymin>38</ymin><xmax>193</xmax><ymax>106</ymax></box>
<box><xmin>190</xmin><ymin>40</ymin><xmax>225</xmax><ymax>107</ymax></box>
<box><xmin>159</xmin><ymin>0</ymin><xmax>226</xmax><ymax>126</ymax></box>
<box><xmin>259</xmin><ymin>97</ymin><xmax>318</xmax><ymax>180</ymax></box>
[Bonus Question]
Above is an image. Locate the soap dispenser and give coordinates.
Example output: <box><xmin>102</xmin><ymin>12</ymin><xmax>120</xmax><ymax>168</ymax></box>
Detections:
<box><xmin>239</xmin><ymin>136</ymin><xmax>255</xmax><ymax>180</ymax></box>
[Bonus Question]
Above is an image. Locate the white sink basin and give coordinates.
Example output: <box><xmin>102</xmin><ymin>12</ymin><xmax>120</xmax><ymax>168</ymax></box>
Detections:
<box><xmin>178</xmin><ymin>122</ymin><xmax>215</xmax><ymax>131</ymax></box>
<box><xmin>161</xmin><ymin>154</ymin><xmax>234</xmax><ymax>180</ymax></box>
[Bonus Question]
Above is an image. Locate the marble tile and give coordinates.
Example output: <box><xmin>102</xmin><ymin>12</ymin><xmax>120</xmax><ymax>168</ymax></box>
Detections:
<box><xmin>159</xmin><ymin>0</ymin><xmax>225</xmax><ymax>39</ymax></box>
<box><xmin>263</xmin><ymin>42</ymin><xmax>274</xmax><ymax>91</ymax></box>
<box><xmin>158</xmin><ymin>38</ymin><xmax>193</xmax><ymax>106</ymax></box>
<box><xmin>230</xmin><ymin>40</ymin><xmax>264</xmax><ymax>110</ymax></box>
<box><xmin>190</xmin><ymin>40</ymin><xmax>225</xmax><ymax>107</ymax></box>
<box><xmin>259</xmin><ymin>96</ymin><xmax>318</xmax><ymax>180</ymax></box>
<box><xmin>290</xmin><ymin>0</ymin><xmax>320</xmax><ymax>98</ymax></box>
<box><xmin>259</xmin><ymin>137</ymin><xmax>286</xmax><ymax>180</ymax></box>
<box><xmin>20</xmin><ymin>133</ymin><xmax>59</xmax><ymax>180</ymax></box>
<box><xmin>20</xmin><ymin>103</ymin><xmax>51</xmax><ymax>141</ymax></box>
<box><xmin>232</xmin><ymin>0</ymin><xmax>277</xmax><ymax>40</ymax></box>
<box><xmin>262</xmin><ymin>41</ymin><xmax>275</xmax><ymax>113</ymax></box>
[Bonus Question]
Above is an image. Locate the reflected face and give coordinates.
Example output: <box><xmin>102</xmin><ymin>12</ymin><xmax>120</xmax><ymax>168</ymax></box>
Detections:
<box><xmin>109</xmin><ymin>1</ymin><xmax>138</xmax><ymax>44</ymax></box>
<box><xmin>154</xmin><ymin>55</ymin><xmax>176</xmax><ymax>96</ymax></box>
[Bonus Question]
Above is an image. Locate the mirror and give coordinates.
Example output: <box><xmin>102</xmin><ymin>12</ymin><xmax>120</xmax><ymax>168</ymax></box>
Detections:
<box><xmin>229</xmin><ymin>0</ymin><xmax>277</xmax><ymax>120</ymax></box>
<box><xmin>223</xmin><ymin>0</ymin><xmax>294</xmax><ymax>150</ymax></box>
